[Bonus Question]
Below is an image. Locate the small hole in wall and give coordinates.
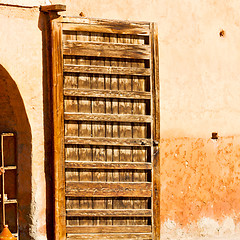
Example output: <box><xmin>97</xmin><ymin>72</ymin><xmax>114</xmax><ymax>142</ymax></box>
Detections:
<box><xmin>219</xmin><ymin>30</ymin><xmax>225</xmax><ymax>37</ymax></box>
<box><xmin>212</xmin><ymin>132</ymin><xmax>218</xmax><ymax>140</ymax></box>
<box><xmin>79</xmin><ymin>12</ymin><xmax>85</xmax><ymax>17</ymax></box>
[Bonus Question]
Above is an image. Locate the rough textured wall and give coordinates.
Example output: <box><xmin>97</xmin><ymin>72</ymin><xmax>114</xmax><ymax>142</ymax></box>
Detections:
<box><xmin>2</xmin><ymin>0</ymin><xmax>240</xmax><ymax>239</ymax></box>
<box><xmin>56</xmin><ymin>0</ymin><xmax>240</xmax><ymax>239</ymax></box>
<box><xmin>161</xmin><ymin>137</ymin><xmax>240</xmax><ymax>239</ymax></box>
<box><xmin>0</xmin><ymin>5</ymin><xmax>46</xmax><ymax>240</ymax></box>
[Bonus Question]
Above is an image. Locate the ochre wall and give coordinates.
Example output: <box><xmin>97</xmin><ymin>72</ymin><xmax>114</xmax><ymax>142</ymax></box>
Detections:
<box><xmin>0</xmin><ymin>4</ymin><xmax>46</xmax><ymax>240</ymax></box>
<box><xmin>60</xmin><ymin>0</ymin><xmax>240</xmax><ymax>239</ymax></box>
<box><xmin>1</xmin><ymin>0</ymin><xmax>240</xmax><ymax>239</ymax></box>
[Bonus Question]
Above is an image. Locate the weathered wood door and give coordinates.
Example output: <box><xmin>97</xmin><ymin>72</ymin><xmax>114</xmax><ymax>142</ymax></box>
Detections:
<box><xmin>48</xmin><ymin>12</ymin><xmax>159</xmax><ymax>240</ymax></box>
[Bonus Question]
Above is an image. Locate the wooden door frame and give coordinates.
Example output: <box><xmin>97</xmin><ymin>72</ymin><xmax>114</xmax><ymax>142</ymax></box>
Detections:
<box><xmin>41</xmin><ymin>5</ymin><xmax>160</xmax><ymax>240</ymax></box>
<box><xmin>151</xmin><ymin>22</ymin><xmax>160</xmax><ymax>240</ymax></box>
<box><xmin>41</xmin><ymin>5</ymin><xmax>67</xmax><ymax>240</ymax></box>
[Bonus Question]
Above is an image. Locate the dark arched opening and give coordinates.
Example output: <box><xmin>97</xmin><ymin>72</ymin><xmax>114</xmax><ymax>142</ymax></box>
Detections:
<box><xmin>0</xmin><ymin>65</ymin><xmax>32</xmax><ymax>239</ymax></box>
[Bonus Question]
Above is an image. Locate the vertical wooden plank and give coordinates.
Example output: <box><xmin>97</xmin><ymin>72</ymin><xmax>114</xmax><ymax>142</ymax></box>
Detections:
<box><xmin>131</xmin><ymin>37</ymin><xmax>147</xmax><ymax>226</ymax></box>
<box><xmin>132</xmin><ymin>35</ymin><xmax>148</xmax><ymax>226</ymax></box>
<box><xmin>118</xmin><ymin>34</ymin><xmax>133</xmax><ymax>226</ymax></box>
<box><xmin>104</xmin><ymin>33</ymin><xmax>113</xmax><ymax>226</ymax></box>
<box><xmin>109</xmin><ymin>33</ymin><xmax>121</xmax><ymax>226</ymax></box>
<box><xmin>90</xmin><ymin>32</ymin><xmax>107</xmax><ymax>226</ymax></box>
<box><xmin>63</xmin><ymin>30</ymin><xmax>79</xmax><ymax>227</ymax></box>
<box><xmin>51</xmin><ymin>19</ymin><xmax>66</xmax><ymax>240</ymax></box>
<box><xmin>151</xmin><ymin>23</ymin><xmax>160</xmax><ymax>240</ymax></box>
<box><xmin>76</xmin><ymin>31</ymin><xmax>92</xmax><ymax>226</ymax></box>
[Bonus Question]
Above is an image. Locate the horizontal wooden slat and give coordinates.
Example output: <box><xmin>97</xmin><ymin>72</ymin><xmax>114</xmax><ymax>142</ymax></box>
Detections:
<box><xmin>67</xmin><ymin>225</ymin><xmax>152</xmax><ymax>234</ymax></box>
<box><xmin>64</xmin><ymin>89</ymin><xmax>151</xmax><ymax>100</ymax></box>
<box><xmin>4</xmin><ymin>166</ymin><xmax>17</xmax><ymax>170</ymax></box>
<box><xmin>66</xmin><ymin>209</ymin><xmax>152</xmax><ymax>217</ymax></box>
<box><xmin>63</xmin><ymin>41</ymin><xmax>150</xmax><ymax>59</ymax></box>
<box><xmin>1</xmin><ymin>133</ymin><xmax>14</xmax><ymax>136</ymax></box>
<box><xmin>66</xmin><ymin>182</ymin><xmax>152</xmax><ymax>197</ymax></box>
<box><xmin>65</xmin><ymin>137</ymin><xmax>151</xmax><ymax>147</ymax></box>
<box><xmin>40</xmin><ymin>4</ymin><xmax>66</xmax><ymax>12</ymax></box>
<box><xmin>62</xmin><ymin>17</ymin><xmax>150</xmax><ymax>26</ymax></box>
<box><xmin>64</xmin><ymin>113</ymin><xmax>151</xmax><ymax>123</ymax></box>
<box><xmin>4</xmin><ymin>199</ymin><xmax>17</xmax><ymax>204</ymax></box>
<box><xmin>62</xmin><ymin>22</ymin><xmax>150</xmax><ymax>35</ymax></box>
<box><xmin>67</xmin><ymin>233</ymin><xmax>152</xmax><ymax>239</ymax></box>
<box><xmin>62</xmin><ymin>17</ymin><xmax>150</xmax><ymax>28</ymax></box>
<box><xmin>65</xmin><ymin>161</ymin><xmax>152</xmax><ymax>170</ymax></box>
<box><xmin>64</xmin><ymin>64</ymin><xmax>150</xmax><ymax>76</ymax></box>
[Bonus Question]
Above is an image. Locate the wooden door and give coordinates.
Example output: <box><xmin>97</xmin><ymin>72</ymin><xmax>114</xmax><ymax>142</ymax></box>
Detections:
<box><xmin>48</xmin><ymin>14</ymin><xmax>159</xmax><ymax>240</ymax></box>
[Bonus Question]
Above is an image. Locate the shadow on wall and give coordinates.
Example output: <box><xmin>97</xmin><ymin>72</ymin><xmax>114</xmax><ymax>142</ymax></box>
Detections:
<box><xmin>0</xmin><ymin>65</ymin><xmax>32</xmax><ymax>239</ymax></box>
<box><xmin>38</xmin><ymin>11</ymin><xmax>54</xmax><ymax>240</ymax></box>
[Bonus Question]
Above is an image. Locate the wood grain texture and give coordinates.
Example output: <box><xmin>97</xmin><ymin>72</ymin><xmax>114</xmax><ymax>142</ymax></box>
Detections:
<box><xmin>51</xmin><ymin>19</ymin><xmax>66</xmax><ymax>240</ymax></box>
<box><xmin>151</xmin><ymin>23</ymin><xmax>160</xmax><ymax>240</ymax></box>
<box><xmin>67</xmin><ymin>233</ymin><xmax>152</xmax><ymax>239</ymax></box>
<box><xmin>40</xmin><ymin>4</ymin><xmax>66</xmax><ymax>13</ymax></box>
<box><xmin>65</xmin><ymin>136</ymin><xmax>151</xmax><ymax>147</ymax></box>
<box><xmin>64</xmin><ymin>65</ymin><xmax>150</xmax><ymax>76</ymax></box>
<box><xmin>64</xmin><ymin>89</ymin><xmax>151</xmax><ymax>99</ymax></box>
<box><xmin>90</xmin><ymin>31</ymin><xmax>107</xmax><ymax>226</ymax></box>
<box><xmin>64</xmin><ymin>113</ymin><xmax>151</xmax><ymax>123</ymax></box>
<box><xmin>118</xmin><ymin>34</ymin><xmax>133</xmax><ymax>225</ymax></box>
<box><xmin>131</xmin><ymin>29</ymin><xmax>149</xmax><ymax>226</ymax></box>
<box><xmin>52</xmin><ymin>16</ymin><xmax>158</xmax><ymax>239</ymax></box>
<box><xmin>63</xmin><ymin>29</ymin><xmax>79</xmax><ymax>227</ymax></box>
<box><xmin>65</xmin><ymin>161</ymin><xmax>152</xmax><ymax>170</ymax></box>
<box><xmin>66</xmin><ymin>225</ymin><xmax>152</xmax><ymax>234</ymax></box>
<box><xmin>103</xmin><ymin>32</ymin><xmax>113</xmax><ymax>226</ymax></box>
<box><xmin>75</xmin><ymin>30</ymin><xmax>92</xmax><ymax>226</ymax></box>
<box><xmin>66</xmin><ymin>209</ymin><xmax>152</xmax><ymax>217</ymax></box>
<box><xmin>62</xmin><ymin>22</ymin><xmax>150</xmax><ymax>35</ymax></box>
<box><xmin>62</xmin><ymin>17</ymin><xmax>150</xmax><ymax>27</ymax></box>
<box><xmin>66</xmin><ymin>182</ymin><xmax>152</xmax><ymax>197</ymax></box>
<box><xmin>63</xmin><ymin>41</ymin><xmax>150</xmax><ymax>59</ymax></box>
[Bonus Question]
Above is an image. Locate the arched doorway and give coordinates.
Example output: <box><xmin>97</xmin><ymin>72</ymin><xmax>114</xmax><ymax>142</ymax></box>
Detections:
<box><xmin>0</xmin><ymin>65</ymin><xmax>32</xmax><ymax>239</ymax></box>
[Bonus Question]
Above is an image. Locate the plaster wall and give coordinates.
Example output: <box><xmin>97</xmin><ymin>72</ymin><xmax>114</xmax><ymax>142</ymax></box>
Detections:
<box><xmin>1</xmin><ymin>0</ymin><xmax>240</xmax><ymax>239</ymax></box>
<box><xmin>59</xmin><ymin>0</ymin><xmax>240</xmax><ymax>239</ymax></box>
<box><xmin>0</xmin><ymin>4</ymin><xmax>46</xmax><ymax>240</ymax></box>
<box><xmin>0</xmin><ymin>0</ymin><xmax>46</xmax><ymax>6</ymax></box>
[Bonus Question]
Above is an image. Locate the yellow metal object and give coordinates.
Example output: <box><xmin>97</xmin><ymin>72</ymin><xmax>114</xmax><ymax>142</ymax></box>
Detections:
<box><xmin>0</xmin><ymin>225</ymin><xmax>16</xmax><ymax>240</ymax></box>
